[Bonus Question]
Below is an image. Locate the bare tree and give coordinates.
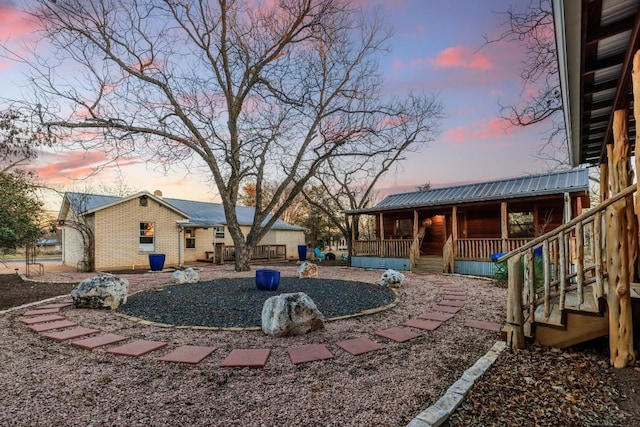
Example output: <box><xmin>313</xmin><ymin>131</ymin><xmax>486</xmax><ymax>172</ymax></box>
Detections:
<box><xmin>302</xmin><ymin>93</ymin><xmax>442</xmax><ymax>257</ymax></box>
<box><xmin>7</xmin><ymin>0</ymin><xmax>442</xmax><ymax>271</ymax></box>
<box><xmin>485</xmin><ymin>0</ymin><xmax>568</xmax><ymax>168</ymax></box>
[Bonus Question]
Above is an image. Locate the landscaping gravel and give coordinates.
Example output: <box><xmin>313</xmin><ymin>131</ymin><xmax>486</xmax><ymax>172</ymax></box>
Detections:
<box><xmin>118</xmin><ymin>277</ymin><xmax>396</xmax><ymax>327</ymax></box>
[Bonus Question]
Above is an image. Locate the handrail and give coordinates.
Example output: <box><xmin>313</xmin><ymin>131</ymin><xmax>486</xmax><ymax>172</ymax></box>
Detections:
<box><xmin>497</xmin><ymin>183</ymin><xmax>636</xmax><ymax>263</ymax></box>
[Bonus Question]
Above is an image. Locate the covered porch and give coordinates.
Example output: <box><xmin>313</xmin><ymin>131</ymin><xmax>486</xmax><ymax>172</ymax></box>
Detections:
<box><xmin>346</xmin><ymin>169</ymin><xmax>590</xmax><ymax>274</ymax></box>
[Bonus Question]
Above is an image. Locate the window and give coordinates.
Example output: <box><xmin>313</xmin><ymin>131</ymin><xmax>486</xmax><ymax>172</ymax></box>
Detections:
<box><xmin>508</xmin><ymin>212</ymin><xmax>534</xmax><ymax>238</ymax></box>
<box><xmin>185</xmin><ymin>228</ymin><xmax>196</xmax><ymax>249</ymax></box>
<box><xmin>214</xmin><ymin>226</ymin><xmax>225</xmax><ymax>239</ymax></box>
<box><xmin>139</xmin><ymin>222</ymin><xmax>155</xmax><ymax>252</ymax></box>
<box><xmin>394</xmin><ymin>219</ymin><xmax>412</xmax><ymax>238</ymax></box>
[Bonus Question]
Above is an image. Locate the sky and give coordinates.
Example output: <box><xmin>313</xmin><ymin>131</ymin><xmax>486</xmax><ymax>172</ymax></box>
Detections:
<box><xmin>0</xmin><ymin>0</ymin><xmax>554</xmax><ymax>210</ymax></box>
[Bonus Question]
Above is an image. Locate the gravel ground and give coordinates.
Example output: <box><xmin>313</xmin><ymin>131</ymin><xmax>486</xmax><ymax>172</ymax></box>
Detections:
<box><xmin>119</xmin><ymin>278</ymin><xmax>396</xmax><ymax>328</ymax></box>
<box><xmin>0</xmin><ymin>264</ymin><xmax>506</xmax><ymax>426</ymax></box>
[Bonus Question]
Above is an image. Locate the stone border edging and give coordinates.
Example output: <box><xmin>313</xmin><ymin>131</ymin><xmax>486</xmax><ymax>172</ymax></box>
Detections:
<box><xmin>405</xmin><ymin>341</ymin><xmax>507</xmax><ymax>427</ymax></box>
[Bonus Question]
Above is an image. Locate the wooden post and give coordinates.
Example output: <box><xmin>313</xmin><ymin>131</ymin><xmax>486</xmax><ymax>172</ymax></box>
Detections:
<box><xmin>501</xmin><ymin>202</ymin><xmax>508</xmax><ymax>253</ymax></box>
<box><xmin>600</xmin><ymin>161</ymin><xmax>609</xmax><ymax>202</ymax></box>
<box><xmin>506</xmin><ymin>253</ymin><xmax>525</xmax><ymax>351</ymax></box>
<box><xmin>607</xmin><ymin>106</ymin><xmax>636</xmax><ymax>368</ymax></box>
<box><xmin>451</xmin><ymin>206</ymin><xmax>458</xmax><ymax>257</ymax></box>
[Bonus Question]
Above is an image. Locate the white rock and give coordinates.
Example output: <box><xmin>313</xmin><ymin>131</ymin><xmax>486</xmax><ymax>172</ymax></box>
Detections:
<box><xmin>70</xmin><ymin>273</ymin><xmax>129</xmax><ymax>310</ymax></box>
<box><xmin>261</xmin><ymin>292</ymin><xmax>324</xmax><ymax>337</ymax></box>
<box><xmin>380</xmin><ymin>269</ymin><xmax>405</xmax><ymax>287</ymax></box>
<box><xmin>172</xmin><ymin>267</ymin><xmax>200</xmax><ymax>284</ymax></box>
<box><xmin>296</xmin><ymin>261</ymin><xmax>319</xmax><ymax>278</ymax></box>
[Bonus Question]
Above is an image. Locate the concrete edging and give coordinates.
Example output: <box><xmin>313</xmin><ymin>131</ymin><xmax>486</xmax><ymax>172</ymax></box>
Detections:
<box><xmin>406</xmin><ymin>340</ymin><xmax>507</xmax><ymax>427</ymax></box>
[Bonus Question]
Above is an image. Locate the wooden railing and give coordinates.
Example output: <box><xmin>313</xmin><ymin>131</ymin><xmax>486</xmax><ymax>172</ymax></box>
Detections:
<box><xmin>220</xmin><ymin>244</ymin><xmax>287</xmax><ymax>261</ymax></box>
<box><xmin>501</xmin><ymin>184</ymin><xmax>637</xmax><ymax>351</ymax></box>
<box><xmin>456</xmin><ymin>238</ymin><xmax>531</xmax><ymax>259</ymax></box>
<box><xmin>352</xmin><ymin>239</ymin><xmax>412</xmax><ymax>258</ymax></box>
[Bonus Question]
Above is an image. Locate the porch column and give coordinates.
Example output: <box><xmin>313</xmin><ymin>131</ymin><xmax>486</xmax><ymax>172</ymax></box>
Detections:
<box><xmin>413</xmin><ymin>210</ymin><xmax>419</xmax><ymax>237</ymax></box>
<box><xmin>606</xmin><ymin>106</ymin><xmax>636</xmax><ymax>368</ymax></box>
<box><xmin>563</xmin><ymin>192</ymin><xmax>571</xmax><ymax>223</ymax></box>
<box><xmin>451</xmin><ymin>206</ymin><xmax>458</xmax><ymax>256</ymax></box>
<box><xmin>500</xmin><ymin>202</ymin><xmax>508</xmax><ymax>253</ymax></box>
<box><xmin>379</xmin><ymin>213</ymin><xmax>385</xmax><ymax>257</ymax></box>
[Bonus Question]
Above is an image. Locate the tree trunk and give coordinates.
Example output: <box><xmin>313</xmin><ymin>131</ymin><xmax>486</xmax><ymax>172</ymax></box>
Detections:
<box><xmin>233</xmin><ymin>239</ymin><xmax>252</xmax><ymax>272</ymax></box>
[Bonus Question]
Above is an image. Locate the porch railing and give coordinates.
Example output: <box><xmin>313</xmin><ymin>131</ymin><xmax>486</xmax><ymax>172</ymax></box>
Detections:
<box><xmin>220</xmin><ymin>244</ymin><xmax>287</xmax><ymax>261</ymax></box>
<box><xmin>500</xmin><ymin>183</ymin><xmax>637</xmax><ymax>351</ymax></box>
<box><xmin>352</xmin><ymin>239</ymin><xmax>412</xmax><ymax>258</ymax></box>
<box><xmin>456</xmin><ymin>238</ymin><xmax>531</xmax><ymax>259</ymax></box>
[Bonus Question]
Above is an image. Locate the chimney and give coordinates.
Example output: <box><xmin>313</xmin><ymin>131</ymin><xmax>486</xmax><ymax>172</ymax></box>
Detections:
<box><xmin>154</xmin><ymin>190</ymin><xmax>163</xmax><ymax>198</ymax></box>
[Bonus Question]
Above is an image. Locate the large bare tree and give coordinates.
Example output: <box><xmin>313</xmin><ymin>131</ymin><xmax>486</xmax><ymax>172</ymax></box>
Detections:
<box><xmin>7</xmin><ymin>0</ymin><xmax>442</xmax><ymax>271</ymax></box>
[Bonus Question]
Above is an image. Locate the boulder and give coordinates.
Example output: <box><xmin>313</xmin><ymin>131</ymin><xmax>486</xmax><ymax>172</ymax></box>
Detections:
<box><xmin>71</xmin><ymin>273</ymin><xmax>129</xmax><ymax>310</ymax></box>
<box><xmin>261</xmin><ymin>292</ymin><xmax>324</xmax><ymax>337</ymax></box>
<box><xmin>380</xmin><ymin>269</ymin><xmax>405</xmax><ymax>287</ymax></box>
<box><xmin>296</xmin><ymin>261</ymin><xmax>319</xmax><ymax>278</ymax></box>
<box><xmin>172</xmin><ymin>267</ymin><xmax>200</xmax><ymax>284</ymax></box>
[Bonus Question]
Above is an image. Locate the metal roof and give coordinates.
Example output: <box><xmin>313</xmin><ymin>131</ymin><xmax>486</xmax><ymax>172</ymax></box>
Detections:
<box><xmin>553</xmin><ymin>0</ymin><xmax>640</xmax><ymax>166</ymax></box>
<box><xmin>63</xmin><ymin>192</ymin><xmax>305</xmax><ymax>231</ymax></box>
<box><xmin>346</xmin><ymin>169</ymin><xmax>590</xmax><ymax>214</ymax></box>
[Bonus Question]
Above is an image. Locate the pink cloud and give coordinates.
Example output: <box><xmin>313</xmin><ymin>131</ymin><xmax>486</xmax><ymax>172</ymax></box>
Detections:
<box><xmin>430</xmin><ymin>46</ymin><xmax>493</xmax><ymax>71</ymax></box>
<box><xmin>0</xmin><ymin>6</ymin><xmax>35</xmax><ymax>39</ymax></box>
<box><xmin>442</xmin><ymin>118</ymin><xmax>512</xmax><ymax>143</ymax></box>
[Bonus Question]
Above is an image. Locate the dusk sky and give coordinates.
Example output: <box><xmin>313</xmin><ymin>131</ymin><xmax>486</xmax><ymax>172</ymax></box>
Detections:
<box><xmin>0</xmin><ymin>0</ymin><xmax>554</xmax><ymax>208</ymax></box>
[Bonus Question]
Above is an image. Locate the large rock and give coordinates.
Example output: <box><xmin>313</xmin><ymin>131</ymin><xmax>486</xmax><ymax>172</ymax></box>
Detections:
<box><xmin>172</xmin><ymin>267</ymin><xmax>200</xmax><ymax>284</ymax></box>
<box><xmin>380</xmin><ymin>269</ymin><xmax>405</xmax><ymax>287</ymax></box>
<box><xmin>71</xmin><ymin>273</ymin><xmax>129</xmax><ymax>310</ymax></box>
<box><xmin>261</xmin><ymin>292</ymin><xmax>324</xmax><ymax>337</ymax></box>
<box><xmin>296</xmin><ymin>261</ymin><xmax>319</xmax><ymax>278</ymax></box>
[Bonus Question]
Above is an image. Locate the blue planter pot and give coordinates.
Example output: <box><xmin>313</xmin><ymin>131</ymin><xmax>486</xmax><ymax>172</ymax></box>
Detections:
<box><xmin>297</xmin><ymin>245</ymin><xmax>308</xmax><ymax>261</ymax></box>
<box><xmin>255</xmin><ymin>269</ymin><xmax>281</xmax><ymax>291</ymax></box>
<box><xmin>148</xmin><ymin>254</ymin><xmax>166</xmax><ymax>271</ymax></box>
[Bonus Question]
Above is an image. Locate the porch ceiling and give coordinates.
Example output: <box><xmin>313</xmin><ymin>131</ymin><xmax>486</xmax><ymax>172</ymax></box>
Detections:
<box><xmin>554</xmin><ymin>0</ymin><xmax>640</xmax><ymax>166</ymax></box>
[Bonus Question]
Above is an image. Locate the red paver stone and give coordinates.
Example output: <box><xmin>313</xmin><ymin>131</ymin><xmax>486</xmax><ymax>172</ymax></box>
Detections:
<box><xmin>40</xmin><ymin>327</ymin><xmax>99</xmax><ymax>342</ymax></box>
<box><xmin>433</xmin><ymin>305</ymin><xmax>462</xmax><ymax>314</ymax></box>
<box><xmin>442</xmin><ymin>294</ymin><xmax>466</xmax><ymax>301</ymax></box>
<box><xmin>441</xmin><ymin>287</ymin><xmax>463</xmax><ymax>293</ymax></box>
<box><xmin>28</xmin><ymin>319</ymin><xmax>76</xmax><ymax>332</ymax></box>
<box><xmin>37</xmin><ymin>302</ymin><xmax>74</xmax><ymax>309</ymax></box>
<box><xmin>107</xmin><ymin>340</ymin><xmax>168</xmax><ymax>357</ymax></box>
<box><xmin>18</xmin><ymin>314</ymin><xmax>66</xmax><ymax>324</ymax></box>
<box><xmin>158</xmin><ymin>345</ymin><xmax>217</xmax><ymax>365</ymax></box>
<box><xmin>464</xmin><ymin>320</ymin><xmax>503</xmax><ymax>332</ymax></box>
<box><xmin>72</xmin><ymin>334</ymin><xmax>130</xmax><ymax>350</ymax></box>
<box><xmin>439</xmin><ymin>299</ymin><xmax>465</xmax><ymax>307</ymax></box>
<box><xmin>418</xmin><ymin>311</ymin><xmax>455</xmax><ymax>322</ymax></box>
<box><xmin>375</xmin><ymin>327</ymin><xmax>421</xmax><ymax>343</ymax></box>
<box><xmin>404</xmin><ymin>318</ymin><xmax>442</xmax><ymax>331</ymax></box>
<box><xmin>287</xmin><ymin>344</ymin><xmax>334</xmax><ymax>365</ymax></box>
<box><xmin>23</xmin><ymin>308</ymin><xmax>61</xmax><ymax>316</ymax></box>
<box><xmin>220</xmin><ymin>349</ymin><xmax>271</xmax><ymax>368</ymax></box>
<box><xmin>336</xmin><ymin>337</ymin><xmax>384</xmax><ymax>355</ymax></box>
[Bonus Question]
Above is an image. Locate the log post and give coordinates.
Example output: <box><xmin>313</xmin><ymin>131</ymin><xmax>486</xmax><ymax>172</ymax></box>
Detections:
<box><xmin>501</xmin><ymin>202</ymin><xmax>508</xmax><ymax>253</ymax></box>
<box><xmin>506</xmin><ymin>253</ymin><xmax>525</xmax><ymax>351</ymax></box>
<box><xmin>607</xmin><ymin>106</ymin><xmax>636</xmax><ymax>368</ymax></box>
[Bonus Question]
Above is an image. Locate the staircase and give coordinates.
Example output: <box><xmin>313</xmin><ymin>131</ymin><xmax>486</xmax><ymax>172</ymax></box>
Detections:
<box><xmin>412</xmin><ymin>255</ymin><xmax>444</xmax><ymax>273</ymax></box>
<box><xmin>501</xmin><ymin>184</ymin><xmax>638</xmax><ymax>350</ymax></box>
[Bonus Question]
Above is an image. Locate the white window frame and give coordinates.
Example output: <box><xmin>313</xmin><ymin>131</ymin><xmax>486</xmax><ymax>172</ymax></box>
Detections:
<box><xmin>185</xmin><ymin>228</ymin><xmax>196</xmax><ymax>249</ymax></box>
<box><xmin>139</xmin><ymin>222</ymin><xmax>155</xmax><ymax>252</ymax></box>
<box><xmin>214</xmin><ymin>226</ymin><xmax>225</xmax><ymax>239</ymax></box>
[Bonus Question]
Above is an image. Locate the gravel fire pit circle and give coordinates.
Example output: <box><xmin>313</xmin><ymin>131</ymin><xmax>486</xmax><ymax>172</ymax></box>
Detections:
<box><xmin>118</xmin><ymin>277</ymin><xmax>397</xmax><ymax>328</ymax></box>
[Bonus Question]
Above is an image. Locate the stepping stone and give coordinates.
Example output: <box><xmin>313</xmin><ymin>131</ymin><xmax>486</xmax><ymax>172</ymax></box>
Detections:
<box><xmin>220</xmin><ymin>349</ymin><xmax>271</xmax><ymax>368</ymax></box>
<box><xmin>433</xmin><ymin>305</ymin><xmax>462</xmax><ymax>314</ymax></box>
<box><xmin>18</xmin><ymin>314</ymin><xmax>66</xmax><ymax>324</ymax></box>
<box><xmin>336</xmin><ymin>337</ymin><xmax>384</xmax><ymax>355</ymax></box>
<box><xmin>37</xmin><ymin>302</ymin><xmax>74</xmax><ymax>309</ymax></box>
<box><xmin>404</xmin><ymin>318</ymin><xmax>442</xmax><ymax>331</ymax></box>
<box><xmin>375</xmin><ymin>327</ymin><xmax>421</xmax><ymax>343</ymax></box>
<box><xmin>418</xmin><ymin>311</ymin><xmax>455</xmax><ymax>322</ymax></box>
<box><xmin>72</xmin><ymin>333</ymin><xmax>130</xmax><ymax>350</ymax></box>
<box><xmin>28</xmin><ymin>319</ymin><xmax>77</xmax><ymax>332</ymax></box>
<box><xmin>158</xmin><ymin>345</ymin><xmax>217</xmax><ymax>365</ymax></box>
<box><xmin>464</xmin><ymin>320</ymin><xmax>503</xmax><ymax>332</ymax></box>
<box><xmin>442</xmin><ymin>294</ymin><xmax>466</xmax><ymax>301</ymax></box>
<box><xmin>441</xmin><ymin>287</ymin><xmax>464</xmax><ymax>293</ymax></box>
<box><xmin>40</xmin><ymin>327</ymin><xmax>99</xmax><ymax>342</ymax></box>
<box><xmin>107</xmin><ymin>340</ymin><xmax>168</xmax><ymax>357</ymax></box>
<box><xmin>23</xmin><ymin>308</ymin><xmax>61</xmax><ymax>316</ymax></box>
<box><xmin>287</xmin><ymin>344</ymin><xmax>334</xmax><ymax>365</ymax></box>
<box><xmin>439</xmin><ymin>299</ymin><xmax>465</xmax><ymax>307</ymax></box>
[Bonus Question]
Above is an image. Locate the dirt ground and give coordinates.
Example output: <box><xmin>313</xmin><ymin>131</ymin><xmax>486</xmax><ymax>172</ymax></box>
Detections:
<box><xmin>2</xmin><ymin>267</ymin><xmax>640</xmax><ymax>425</ymax></box>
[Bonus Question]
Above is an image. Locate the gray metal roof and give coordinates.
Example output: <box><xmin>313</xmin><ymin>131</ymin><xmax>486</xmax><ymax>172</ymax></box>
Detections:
<box><xmin>347</xmin><ymin>169</ymin><xmax>590</xmax><ymax>214</ymax></box>
<box><xmin>63</xmin><ymin>192</ymin><xmax>305</xmax><ymax>231</ymax></box>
